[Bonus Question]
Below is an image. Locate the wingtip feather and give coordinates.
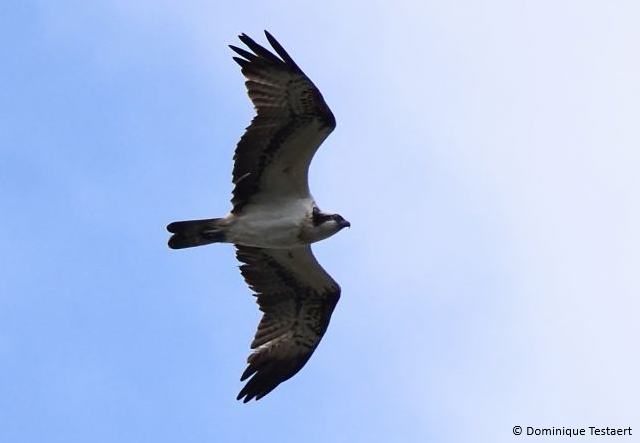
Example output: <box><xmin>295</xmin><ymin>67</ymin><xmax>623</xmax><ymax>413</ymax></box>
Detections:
<box><xmin>232</xmin><ymin>57</ymin><xmax>249</xmax><ymax>68</ymax></box>
<box><xmin>263</xmin><ymin>31</ymin><xmax>300</xmax><ymax>71</ymax></box>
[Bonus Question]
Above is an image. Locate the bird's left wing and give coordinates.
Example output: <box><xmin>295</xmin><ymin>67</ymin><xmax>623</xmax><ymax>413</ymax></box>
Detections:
<box><xmin>234</xmin><ymin>245</ymin><xmax>341</xmax><ymax>402</ymax></box>
<box><xmin>228</xmin><ymin>31</ymin><xmax>336</xmax><ymax>213</ymax></box>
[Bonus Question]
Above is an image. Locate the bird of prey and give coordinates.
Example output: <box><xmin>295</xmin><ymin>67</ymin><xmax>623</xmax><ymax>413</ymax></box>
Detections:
<box><xmin>167</xmin><ymin>31</ymin><xmax>349</xmax><ymax>402</ymax></box>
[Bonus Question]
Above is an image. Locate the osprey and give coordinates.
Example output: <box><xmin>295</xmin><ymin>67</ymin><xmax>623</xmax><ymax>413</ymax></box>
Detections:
<box><xmin>167</xmin><ymin>31</ymin><xmax>349</xmax><ymax>402</ymax></box>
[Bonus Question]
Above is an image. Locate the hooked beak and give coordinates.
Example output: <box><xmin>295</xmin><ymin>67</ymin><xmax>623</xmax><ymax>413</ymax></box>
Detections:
<box><xmin>340</xmin><ymin>219</ymin><xmax>351</xmax><ymax>229</ymax></box>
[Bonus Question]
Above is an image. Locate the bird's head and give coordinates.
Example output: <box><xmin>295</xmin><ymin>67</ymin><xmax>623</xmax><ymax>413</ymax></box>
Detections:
<box><xmin>312</xmin><ymin>207</ymin><xmax>350</xmax><ymax>239</ymax></box>
<box><xmin>329</xmin><ymin>213</ymin><xmax>351</xmax><ymax>230</ymax></box>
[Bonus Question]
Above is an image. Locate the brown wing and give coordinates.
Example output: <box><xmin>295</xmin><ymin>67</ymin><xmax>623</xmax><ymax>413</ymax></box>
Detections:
<box><xmin>235</xmin><ymin>245</ymin><xmax>341</xmax><ymax>402</ymax></box>
<box><xmin>229</xmin><ymin>31</ymin><xmax>336</xmax><ymax>213</ymax></box>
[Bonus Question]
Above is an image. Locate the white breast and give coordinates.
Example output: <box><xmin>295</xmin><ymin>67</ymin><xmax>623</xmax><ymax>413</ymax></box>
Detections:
<box><xmin>225</xmin><ymin>197</ymin><xmax>315</xmax><ymax>249</ymax></box>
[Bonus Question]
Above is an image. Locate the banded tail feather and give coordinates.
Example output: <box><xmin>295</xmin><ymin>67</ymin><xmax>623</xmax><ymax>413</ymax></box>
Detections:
<box><xmin>167</xmin><ymin>218</ymin><xmax>226</xmax><ymax>249</ymax></box>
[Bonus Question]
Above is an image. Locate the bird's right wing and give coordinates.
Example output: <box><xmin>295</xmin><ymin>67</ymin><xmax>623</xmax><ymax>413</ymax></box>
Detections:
<box><xmin>234</xmin><ymin>245</ymin><xmax>341</xmax><ymax>402</ymax></box>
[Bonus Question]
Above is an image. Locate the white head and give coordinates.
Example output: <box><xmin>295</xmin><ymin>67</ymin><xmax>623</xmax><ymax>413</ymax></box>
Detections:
<box><xmin>311</xmin><ymin>207</ymin><xmax>350</xmax><ymax>241</ymax></box>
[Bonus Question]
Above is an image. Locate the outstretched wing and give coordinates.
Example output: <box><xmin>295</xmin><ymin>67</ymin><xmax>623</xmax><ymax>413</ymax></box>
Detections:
<box><xmin>229</xmin><ymin>31</ymin><xmax>336</xmax><ymax>214</ymax></box>
<box><xmin>235</xmin><ymin>245</ymin><xmax>340</xmax><ymax>402</ymax></box>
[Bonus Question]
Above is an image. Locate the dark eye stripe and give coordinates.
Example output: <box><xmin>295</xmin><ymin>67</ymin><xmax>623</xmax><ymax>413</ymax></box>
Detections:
<box><xmin>312</xmin><ymin>207</ymin><xmax>332</xmax><ymax>226</ymax></box>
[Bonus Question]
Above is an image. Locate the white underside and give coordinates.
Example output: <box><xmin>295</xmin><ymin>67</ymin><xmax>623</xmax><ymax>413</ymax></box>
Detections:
<box><xmin>223</xmin><ymin>196</ymin><xmax>316</xmax><ymax>249</ymax></box>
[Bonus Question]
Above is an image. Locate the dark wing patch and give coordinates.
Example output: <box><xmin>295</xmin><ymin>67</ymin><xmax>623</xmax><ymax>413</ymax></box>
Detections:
<box><xmin>235</xmin><ymin>245</ymin><xmax>340</xmax><ymax>402</ymax></box>
<box><xmin>229</xmin><ymin>31</ymin><xmax>336</xmax><ymax>213</ymax></box>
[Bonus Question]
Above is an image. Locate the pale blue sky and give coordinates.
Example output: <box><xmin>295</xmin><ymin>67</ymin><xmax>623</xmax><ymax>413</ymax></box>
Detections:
<box><xmin>1</xmin><ymin>1</ymin><xmax>639</xmax><ymax>442</ymax></box>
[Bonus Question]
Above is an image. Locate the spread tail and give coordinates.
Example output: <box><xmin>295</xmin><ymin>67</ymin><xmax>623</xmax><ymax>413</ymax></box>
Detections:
<box><xmin>167</xmin><ymin>218</ymin><xmax>226</xmax><ymax>249</ymax></box>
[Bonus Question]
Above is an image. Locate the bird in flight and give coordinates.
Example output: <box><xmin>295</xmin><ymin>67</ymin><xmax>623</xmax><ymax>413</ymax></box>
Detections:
<box><xmin>167</xmin><ymin>31</ymin><xmax>349</xmax><ymax>402</ymax></box>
